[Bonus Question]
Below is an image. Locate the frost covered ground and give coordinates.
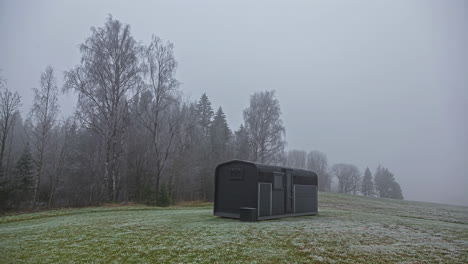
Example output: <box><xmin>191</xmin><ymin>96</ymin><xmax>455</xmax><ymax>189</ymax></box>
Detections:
<box><xmin>1</xmin><ymin>192</ymin><xmax>467</xmax><ymax>263</ymax></box>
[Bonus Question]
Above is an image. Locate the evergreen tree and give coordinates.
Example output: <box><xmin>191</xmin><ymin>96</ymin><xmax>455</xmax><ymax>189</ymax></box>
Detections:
<box><xmin>234</xmin><ymin>125</ymin><xmax>251</xmax><ymax>160</ymax></box>
<box><xmin>194</xmin><ymin>93</ymin><xmax>215</xmax><ymax>200</ymax></box>
<box><xmin>374</xmin><ymin>165</ymin><xmax>387</xmax><ymax>197</ymax></box>
<box><xmin>361</xmin><ymin>167</ymin><xmax>374</xmax><ymax>196</ymax></box>
<box><xmin>195</xmin><ymin>93</ymin><xmax>214</xmax><ymax>137</ymax></box>
<box><xmin>210</xmin><ymin>107</ymin><xmax>231</xmax><ymax>161</ymax></box>
<box><xmin>156</xmin><ymin>184</ymin><xmax>172</xmax><ymax>207</ymax></box>
<box><xmin>390</xmin><ymin>181</ymin><xmax>404</xmax><ymax>200</ymax></box>
<box><xmin>374</xmin><ymin>165</ymin><xmax>404</xmax><ymax>199</ymax></box>
<box><xmin>10</xmin><ymin>144</ymin><xmax>34</xmax><ymax>209</ymax></box>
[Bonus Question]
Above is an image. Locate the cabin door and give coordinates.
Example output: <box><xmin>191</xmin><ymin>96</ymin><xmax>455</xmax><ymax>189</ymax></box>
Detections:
<box><xmin>285</xmin><ymin>171</ymin><xmax>294</xmax><ymax>214</ymax></box>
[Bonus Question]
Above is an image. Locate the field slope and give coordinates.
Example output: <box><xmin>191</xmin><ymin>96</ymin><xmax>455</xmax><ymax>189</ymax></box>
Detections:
<box><xmin>1</xmin><ymin>193</ymin><xmax>467</xmax><ymax>263</ymax></box>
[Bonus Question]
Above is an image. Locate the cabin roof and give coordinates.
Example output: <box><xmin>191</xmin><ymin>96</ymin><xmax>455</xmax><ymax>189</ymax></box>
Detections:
<box><xmin>216</xmin><ymin>159</ymin><xmax>317</xmax><ymax>178</ymax></box>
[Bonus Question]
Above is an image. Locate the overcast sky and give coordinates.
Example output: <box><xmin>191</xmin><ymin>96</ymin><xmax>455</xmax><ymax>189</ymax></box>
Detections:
<box><xmin>1</xmin><ymin>0</ymin><xmax>467</xmax><ymax>206</ymax></box>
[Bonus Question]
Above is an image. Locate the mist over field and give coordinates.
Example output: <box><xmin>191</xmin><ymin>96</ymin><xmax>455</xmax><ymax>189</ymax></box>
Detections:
<box><xmin>0</xmin><ymin>0</ymin><xmax>467</xmax><ymax>206</ymax></box>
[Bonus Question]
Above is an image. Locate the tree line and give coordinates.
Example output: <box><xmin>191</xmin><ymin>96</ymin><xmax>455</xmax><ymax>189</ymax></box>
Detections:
<box><xmin>284</xmin><ymin>150</ymin><xmax>403</xmax><ymax>199</ymax></box>
<box><xmin>0</xmin><ymin>16</ymin><xmax>403</xmax><ymax>211</ymax></box>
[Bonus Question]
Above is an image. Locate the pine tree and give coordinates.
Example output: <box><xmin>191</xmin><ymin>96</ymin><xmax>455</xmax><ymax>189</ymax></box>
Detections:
<box><xmin>361</xmin><ymin>167</ymin><xmax>374</xmax><ymax>196</ymax></box>
<box><xmin>374</xmin><ymin>165</ymin><xmax>385</xmax><ymax>197</ymax></box>
<box><xmin>234</xmin><ymin>125</ymin><xmax>251</xmax><ymax>160</ymax></box>
<box><xmin>156</xmin><ymin>184</ymin><xmax>172</xmax><ymax>207</ymax></box>
<box><xmin>374</xmin><ymin>165</ymin><xmax>404</xmax><ymax>199</ymax></box>
<box><xmin>15</xmin><ymin>144</ymin><xmax>34</xmax><ymax>180</ymax></box>
<box><xmin>390</xmin><ymin>182</ymin><xmax>404</xmax><ymax>200</ymax></box>
<box><xmin>210</xmin><ymin>107</ymin><xmax>231</xmax><ymax>160</ymax></box>
<box><xmin>11</xmin><ymin>144</ymin><xmax>34</xmax><ymax>209</ymax></box>
<box><xmin>195</xmin><ymin>93</ymin><xmax>214</xmax><ymax>137</ymax></box>
<box><xmin>194</xmin><ymin>94</ymin><xmax>215</xmax><ymax>201</ymax></box>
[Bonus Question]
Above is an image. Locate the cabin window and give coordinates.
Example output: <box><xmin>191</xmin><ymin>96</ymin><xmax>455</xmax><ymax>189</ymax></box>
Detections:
<box><xmin>229</xmin><ymin>168</ymin><xmax>244</xmax><ymax>181</ymax></box>
<box><xmin>273</xmin><ymin>172</ymin><xmax>284</xmax><ymax>190</ymax></box>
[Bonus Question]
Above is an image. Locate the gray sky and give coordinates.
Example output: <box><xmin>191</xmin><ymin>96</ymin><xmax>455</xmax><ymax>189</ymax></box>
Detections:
<box><xmin>1</xmin><ymin>0</ymin><xmax>467</xmax><ymax>205</ymax></box>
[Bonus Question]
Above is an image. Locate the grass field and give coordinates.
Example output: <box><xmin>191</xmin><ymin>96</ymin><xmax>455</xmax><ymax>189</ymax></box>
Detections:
<box><xmin>1</xmin><ymin>193</ymin><xmax>467</xmax><ymax>263</ymax></box>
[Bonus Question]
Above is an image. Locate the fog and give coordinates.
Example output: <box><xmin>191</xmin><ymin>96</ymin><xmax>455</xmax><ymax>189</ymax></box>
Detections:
<box><xmin>1</xmin><ymin>0</ymin><xmax>467</xmax><ymax>205</ymax></box>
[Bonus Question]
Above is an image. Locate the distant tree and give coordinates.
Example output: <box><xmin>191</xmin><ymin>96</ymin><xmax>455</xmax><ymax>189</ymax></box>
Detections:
<box><xmin>30</xmin><ymin>66</ymin><xmax>59</xmax><ymax>209</ymax></box>
<box><xmin>286</xmin><ymin>150</ymin><xmax>306</xmax><ymax>168</ymax></box>
<box><xmin>210</xmin><ymin>107</ymin><xmax>231</xmax><ymax>162</ymax></box>
<box><xmin>350</xmin><ymin>170</ymin><xmax>361</xmax><ymax>195</ymax></box>
<box><xmin>374</xmin><ymin>165</ymin><xmax>404</xmax><ymax>200</ymax></box>
<box><xmin>390</xmin><ymin>181</ymin><xmax>404</xmax><ymax>200</ymax></box>
<box><xmin>15</xmin><ymin>145</ymin><xmax>34</xmax><ymax>180</ymax></box>
<box><xmin>332</xmin><ymin>163</ymin><xmax>361</xmax><ymax>194</ymax></box>
<box><xmin>0</xmin><ymin>82</ymin><xmax>22</xmax><ymax>178</ymax></box>
<box><xmin>234</xmin><ymin>125</ymin><xmax>250</xmax><ymax>160</ymax></box>
<box><xmin>156</xmin><ymin>183</ymin><xmax>172</xmax><ymax>207</ymax></box>
<box><xmin>243</xmin><ymin>90</ymin><xmax>285</xmax><ymax>164</ymax></box>
<box><xmin>194</xmin><ymin>93</ymin><xmax>215</xmax><ymax>200</ymax></box>
<box><xmin>64</xmin><ymin>16</ymin><xmax>142</xmax><ymax>202</ymax></box>
<box><xmin>0</xmin><ymin>143</ymin><xmax>33</xmax><ymax>211</ymax></box>
<box><xmin>0</xmin><ymin>72</ymin><xmax>5</xmax><ymax>87</ymax></box>
<box><xmin>307</xmin><ymin>150</ymin><xmax>331</xmax><ymax>191</ymax></box>
<box><xmin>361</xmin><ymin>167</ymin><xmax>374</xmax><ymax>196</ymax></box>
<box><xmin>11</xmin><ymin>144</ymin><xmax>34</xmax><ymax>209</ymax></box>
<box><xmin>195</xmin><ymin>93</ymin><xmax>214</xmax><ymax>137</ymax></box>
<box><xmin>3</xmin><ymin>111</ymin><xmax>24</xmax><ymax>180</ymax></box>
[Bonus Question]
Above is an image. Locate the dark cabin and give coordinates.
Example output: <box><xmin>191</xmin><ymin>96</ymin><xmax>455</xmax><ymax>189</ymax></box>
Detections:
<box><xmin>214</xmin><ymin>160</ymin><xmax>318</xmax><ymax>221</ymax></box>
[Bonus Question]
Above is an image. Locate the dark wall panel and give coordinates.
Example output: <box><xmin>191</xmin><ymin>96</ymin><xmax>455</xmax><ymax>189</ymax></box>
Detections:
<box><xmin>259</xmin><ymin>183</ymin><xmax>272</xmax><ymax>217</ymax></box>
<box><xmin>294</xmin><ymin>185</ymin><xmax>317</xmax><ymax>213</ymax></box>
<box><xmin>215</xmin><ymin>163</ymin><xmax>257</xmax><ymax>215</ymax></box>
<box><xmin>272</xmin><ymin>189</ymin><xmax>284</xmax><ymax>215</ymax></box>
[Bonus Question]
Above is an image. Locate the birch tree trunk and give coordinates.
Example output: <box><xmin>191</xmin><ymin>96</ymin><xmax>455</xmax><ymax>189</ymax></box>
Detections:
<box><xmin>31</xmin><ymin>66</ymin><xmax>59</xmax><ymax>209</ymax></box>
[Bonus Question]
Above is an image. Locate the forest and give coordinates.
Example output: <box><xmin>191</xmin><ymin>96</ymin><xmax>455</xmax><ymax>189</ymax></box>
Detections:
<box><xmin>0</xmin><ymin>16</ymin><xmax>403</xmax><ymax>211</ymax></box>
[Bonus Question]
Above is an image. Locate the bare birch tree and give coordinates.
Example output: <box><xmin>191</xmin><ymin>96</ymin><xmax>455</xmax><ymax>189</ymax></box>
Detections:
<box><xmin>243</xmin><ymin>90</ymin><xmax>285</xmax><ymax>164</ymax></box>
<box><xmin>136</xmin><ymin>35</ymin><xmax>182</xmax><ymax>200</ymax></box>
<box><xmin>30</xmin><ymin>66</ymin><xmax>59</xmax><ymax>208</ymax></box>
<box><xmin>64</xmin><ymin>16</ymin><xmax>141</xmax><ymax>202</ymax></box>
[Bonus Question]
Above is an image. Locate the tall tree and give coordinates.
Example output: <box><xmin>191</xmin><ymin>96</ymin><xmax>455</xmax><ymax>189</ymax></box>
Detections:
<box><xmin>210</xmin><ymin>107</ymin><xmax>231</xmax><ymax>162</ymax></box>
<box><xmin>136</xmin><ymin>35</ymin><xmax>182</xmax><ymax>201</ymax></box>
<box><xmin>195</xmin><ymin>93</ymin><xmax>214</xmax><ymax>137</ymax></box>
<box><xmin>0</xmin><ymin>81</ymin><xmax>22</xmax><ymax>178</ymax></box>
<box><xmin>307</xmin><ymin>150</ymin><xmax>331</xmax><ymax>191</ymax></box>
<box><xmin>243</xmin><ymin>90</ymin><xmax>285</xmax><ymax>164</ymax></box>
<box><xmin>361</xmin><ymin>167</ymin><xmax>374</xmax><ymax>196</ymax></box>
<box><xmin>193</xmin><ymin>94</ymin><xmax>215</xmax><ymax>200</ymax></box>
<box><xmin>30</xmin><ymin>66</ymin><xmax>59</xmax><ymax>208</ymax></box>
<box><xmin>202</xmin><ymin>106</ymin><xmax>232</xmax><ymax>200</ymax></box>
<box><xmin>64</xmin><ymin>16</ymin><xmax>142</xmax><ymax>202</ymax></box>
